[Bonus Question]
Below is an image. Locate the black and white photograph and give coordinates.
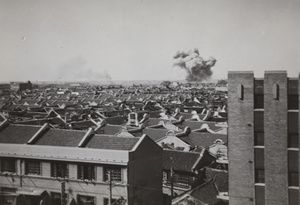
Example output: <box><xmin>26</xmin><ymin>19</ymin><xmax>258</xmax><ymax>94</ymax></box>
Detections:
<box><xmin>0</xmin><ymin>0</ymin><xmax>299</xmax><ymax>204</ymax></box>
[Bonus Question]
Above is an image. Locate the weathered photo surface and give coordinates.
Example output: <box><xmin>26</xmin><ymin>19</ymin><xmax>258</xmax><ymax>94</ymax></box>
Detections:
<box><xmin>0</xmin><ymin>1</ymin><xmax>299</xmax><ymax>205</ymax></box>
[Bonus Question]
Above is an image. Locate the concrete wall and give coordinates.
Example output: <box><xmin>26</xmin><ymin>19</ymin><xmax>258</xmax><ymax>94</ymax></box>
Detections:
<box><xmin>228</xmin><ymin>71</ymin><xmax>255</xmax><ymax>205</ymax></box>
<box><xmin>128</xmin><ymin>135</ymin><xmax>163</xmax><ymax>205</ymax></box>
<box><xmin>264</xmin><ymin>71</ymin><xmax>288</xmax><ymax>205</ymax></box>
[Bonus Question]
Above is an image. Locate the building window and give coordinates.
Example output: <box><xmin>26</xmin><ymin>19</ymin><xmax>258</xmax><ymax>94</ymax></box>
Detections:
<box><xmin>254</xmin><ymin>132</ymin><xmax>264</xmax><ymax>146</ymax></box>
<box><xmin>288</xmin><ymin>95</ymin><xmax>299</xmax><ymax>110</ymax></box>
<box><xmin>77</xmin><ymin>195</ymin><xmax>95</xmax><ymax>205</ymax></box>
<box><xmin>78</xmin><ymin>164</ymin><xmax>95</xmax><ymax>181</ymax></box>
<box><xmin>288</xmin><ymin>150</ymin><xmax>299</xmax><ymax>187</ymax></box>
<box><xmin>25</xmin><ymin>160</ymin><xmax>40</xmax><ymax>175</ymax></box>
<box><xmin>0</xmin><ymin>158</ymin><xmax>16</xmax><ymax>173</ymax></box>
<box><xmin>163</xmin><ymin>171</ymin><xmax>169</xmax><ymax>182</ymax></box>
<box><xmin>0</xmin><ymin>187</ymin><xmax>16</xmax><ymax>193</ymax></box>
<box><xmin>51</xmin><ymin>192</ymin><xmax>61</xmax><ymax>205</ymax></box>
<box><xmin>255</xmin><ymin>169</ymin><xmax>265</xmax><ymax>183</ymax></box>
<box><xmin>0</xmin><ymin>195</ymin><xmax>17</xmax><ymax>205</ymax></box>
<box><xmin>174</xmin><ymin>174</ymin><xmax>190</xmax><ymax>187</ymax></box>
<box><xmin>104</xmin><ymin>167</ymin><xmax>122</xmax><ymax>182</ymax></box>
<box><xmin>254</xmin><ymin>94</ymin><xmax>264</xmax><ymax>109</ymax></box>
<box><xmin>288</xmin><ymin>134</ymin><xmax>299</xmax><ymax>148</ymax></box>
<box><xmin>288</xmin><ymin>112</ymin><xmax>298</xmax><ymax>149</ymax></box>
<box><xmin>238</xmin><ymin>84</ymin><xmax>244</xmax><ymax>100</ymax></box>
<box><xmin>51</xmin><ymin>162</ymin><xmax>68</xmax><ymax>178</ymax></box>
<box><xmin>255</xmin><ymin>186</ymin><xmax>265</xmax><ymax>205</ymax></box>
<box><xmin>254</xmin><ymin>111</ymin><xmax>264</xmax><ymax>146</ymax></box>
<box><xmin>0</xmin><ymin>187</ymin><xmax>17</xmax><ymax>205</ymax></box>
<box><xmin>103</xmin><ymin>198</ymin><xmax>118</xmax><ymax>205</ymax></box>
<box><xmin>289</xmin><ymin>188</ymin><xmax>299</xmax><ymax>205</ymax></box>
<box><xmin>289</xmin><ymin>172</ymin><xmax>299</xmax><ymax>187</ymax></box>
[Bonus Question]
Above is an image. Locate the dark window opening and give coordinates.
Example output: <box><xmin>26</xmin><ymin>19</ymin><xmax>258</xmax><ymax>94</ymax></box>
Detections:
<box><xmin>288</xmin><ymin>172</ymin><xmax>299</xmax><ymax>187</ymax></box>
<box><xmin>78</xmin><ymin>195</ymin><xmax>95</xmax><ymax>205</ymax></box>
<box><xmin>0</xmin><ymin>195</ymin><xmax>17</xmax><ymax>205</ymax></box>
<box><xmin>0</xmin><ymin>158</ymin><xmax>16</xmax><ymax>173</ymax></box>
<box><xmin>288</xmin><ymin>134</ymin><xmax>299</xmax><ymax>148</ymax></box>
<box><xmin>289</xmin><ymin>189</ymin><xmax>299</xmax><ymax>205</ymax></box>
<box><xmin>78</xmin><ymin>164</ymin><xmax>95</xmax><ymax>181</ymax></box>
<box><xmin>255</xmin><ymin>186</ymin><xmax>265</xmax><ymax>205</ymax></box>
<box><xmin>288</xmin><ymin>150</ymin><xmax>299</xmax><ymax>187</ymax></box>
<box><xmin>25</xmin><ymin>160</ymin><xmax>40</xmax><ymax>175</ymax></box>
<box><xmin>255</xmin><ymin>169</ymin><xmax>265</xmax><ymax>183</ymax></box>
<box><xmin>254</xmin><ymin>132</ymin><xmax>264</xmax><ymax>146</ymax></box>
<box><xmin>174</xmin><ymin>174</ymin><xmax>190</xmax><ymax>187</ymax></box>
<box><xmin>254</xmin><ymin>94</ymin><xmax>264</xmax><ymax>109</ymax></box>
<box><xmin>0</xmin><ymin>187</ymin><xmax>16</xmax><ymax>193</ymax></box>
<box><xmin>103</xmin><ymin>198</ymin><xmax>117</xmax><ymax>205</ymax></box>
<box><xmin>0</xmin><ymin>187</ymin><xmax>17</xmax><ymax>205</ymax></box>
<box><xmin>288</xmin><ymin>95</ymin><xmax>299</xmax><ymax>110</ymax></box>
<box><xmin>104</xmin><ymin>167</ymin><xmax>122</xmax><ymax>182</ymax></box>
<box><xmin>51</xmin><ymin>162</ymin><xmax>68</xmax><ymax>178</ymax></box>
<box><xmin>51</xmin><ymin>192</ymin><xmax>61</xmax><ymax>205</ymax></box>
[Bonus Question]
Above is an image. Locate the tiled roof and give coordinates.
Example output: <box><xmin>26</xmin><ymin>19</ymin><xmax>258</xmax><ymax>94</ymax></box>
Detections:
<box><xmin>85</xmin><ymin>134</ymin><xmax>140</xmax><ymax>150</ymax></box>
<box><xmin>163</xmin><ymin>149</ymin><xmax>201</xmax><ymax>172</ymax></box>
<box><xmin>0</xmin><ymin>115</ymin><xmax>5</xmax><ymax>122</ymax></box>
<box><xmin>0</xmin><ymin>124</ymin><xmax>41</xmax><ymax>144</ymax></box>
<box><xmin>190</xmin><ymin>178</ymin><xmax>226</xmax><ymax>205</ymax></box>
<box><xmin>142</xmin><ymin>128</ymin><xmax>168</xmax><ymax>141</ymax></box>
<box><xmin>205</xmin><ymin>168</ymin><xmax>228</xmax><ymax>192</ymax></box>
<box><xmin>35</xmin><ymin>129</ymin><xmax>86</xmax><ymax>147</ymax></box>
<box><xmin>96</xmin><ymin>124</ymin><xmax>123</xmax><ymax>135</ymax></box>
<box><xmin>175</xmin><ymin>113</ymin><xmax>193</xmax><ymax>120</ymax></box>
<box><xmin>179</xmin><ymin>133</ymin><xmax>227</xmax><ymax>148</ymax></box>
<box><xmin>105</xmin><ymin>116</ymin><xmax>126</xmax><ymax>125</ymax></box>
<box><xmin>71</xmin><ymin>120</ymin><xmax>98</xmax><ymax>130</ymax></box>
<box><xmin>147</xmin><ymin>118</ymin><xmax>163</xmax><ymax>126</ymax></box>
<box><xmin>180</xmin><ymin>121</ymin><xmax>223</xmax><ymax>131</ymax></box>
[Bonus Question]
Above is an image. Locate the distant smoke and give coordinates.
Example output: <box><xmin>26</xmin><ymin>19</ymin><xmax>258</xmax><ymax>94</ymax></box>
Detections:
<box><xmin>58</xmin><ymin>56</ymin><xmax>112</xmax><ymax>81</ymax></box>
<box><xmin>173</xmin><ymin>48</ymin><xmax>216</xmax><ymax>82</ymax></box>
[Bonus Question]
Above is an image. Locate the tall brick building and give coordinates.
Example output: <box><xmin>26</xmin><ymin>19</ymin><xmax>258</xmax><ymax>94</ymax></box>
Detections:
<box><xmin>228</xmin><ymin>71</ymin><xmax>299</xmax><ymax>205</ymax></box>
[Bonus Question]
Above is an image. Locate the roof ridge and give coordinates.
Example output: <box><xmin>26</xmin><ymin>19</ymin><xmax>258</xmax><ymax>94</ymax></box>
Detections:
<box><xmin>10</xmin><ymin>124</ymin><xmax>42</xmax><ymax>128</ymax></box>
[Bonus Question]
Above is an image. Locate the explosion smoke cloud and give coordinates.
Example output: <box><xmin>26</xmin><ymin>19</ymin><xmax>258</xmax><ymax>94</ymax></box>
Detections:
<box><xmin>173</xmin><ymin>48</ymin><xmax>217</xmax><ymax>82</ymax></box>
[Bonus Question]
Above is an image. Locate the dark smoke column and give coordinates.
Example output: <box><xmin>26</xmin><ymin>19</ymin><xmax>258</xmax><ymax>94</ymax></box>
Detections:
<box><xmin>173</xmin><ymin>48</ymin><xmax>217</xmax><ymax>82</ymax></box>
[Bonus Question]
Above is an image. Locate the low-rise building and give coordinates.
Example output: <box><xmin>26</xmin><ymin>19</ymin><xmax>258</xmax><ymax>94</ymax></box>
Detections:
<box><xmin>0</xmin><ymin>123</ymin><xmax>163</xmax><ymax>205</ymax></box>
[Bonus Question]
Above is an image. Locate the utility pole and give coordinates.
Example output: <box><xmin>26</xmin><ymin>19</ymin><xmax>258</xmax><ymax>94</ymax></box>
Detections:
<box><xmin>20</xmin><ymin>159</ymin><xmax>23</xmax><ymax>187</ymax></box>
<box><xmin>170</xmin><ymin>168</ymin><xmax>174</xmax><ymax>199</ymax></box>
<box><xmin>108</xmin><ymin>171</ymin><xmax>112</xmax><ymax>205</ymax></box>
<box><xmin>61</xmin><ymin>181</ymin><xmax>66</xmax><ymax>205</ymax></box>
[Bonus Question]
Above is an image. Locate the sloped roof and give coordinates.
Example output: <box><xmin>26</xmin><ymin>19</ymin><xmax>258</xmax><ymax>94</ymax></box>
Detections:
<box><xmin>190</xmin><ymin>178</ymin><xmax>227</xmax><ymax>205</ymax></box>
<box><xmin>181</xmin><ymin>121</ymin><xmax>221</xmax><ymax>131</ymax></box>
<box><xmin>205</xmin><ymin>168</ymin><xmax>228</xmax><ymax>193</ymax></box>
<box><xmin>142</xmin><ymin>128</ymin><xmax>168</xmax><ymax>142</ymax></box>
<box><xmin>35</xmin><ymin>129</ymin><xmax>86</xmax><ymax>147</ymax></box>
<box><xmin>0</xmin><ymin>124</ymin><xmax>41</xmax><ymax>144</ymax></box>
<box><xmin>96</xmin><ymin>124</ymin><xmax>124</xmax><ymax>135</ymax></box>
<box><xmin>71</xmin><ymin>120</ymin><xmax>98</xmax><ymax>129</ymax></box>
<box><xmin>85</xmin><ymin>134</ymin><xmax>140</xmax><ymax>150</ymax></box>
<box><xmin>0</xmin><ymin>114</ymin><xmax>5</xmax><ymax>122</ymax></box>
<box><xmin>105</xmin><ymin>116</ymin><xmax>126</xmax><ymax>125</ymax></box>
<box><xmin>163</xmin><ymin>149</ymin><xmax>202</xmax><ymax>172</ymax></box>
<box><xmin>179</xmin><ymin>133</ymin><xmax>227</xmax><ymax>148</ymax></box>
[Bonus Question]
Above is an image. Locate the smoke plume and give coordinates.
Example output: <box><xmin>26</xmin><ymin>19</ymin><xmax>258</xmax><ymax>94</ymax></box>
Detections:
<box><xmin>58</xmin><ymin>56</ymin><xmax>112</xmax><ymax>81</ymax></box>
<box><xmin>173</xmin><ymin>48</ymin><xmax>217</xmax><ymax>82</ymax></box>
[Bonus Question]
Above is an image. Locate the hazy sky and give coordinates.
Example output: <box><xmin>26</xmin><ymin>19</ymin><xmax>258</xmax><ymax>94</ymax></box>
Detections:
<box><xmin>0</xmin><ymin>0</ymin><xmax>299</xmax><ymax>82</ymax></box>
